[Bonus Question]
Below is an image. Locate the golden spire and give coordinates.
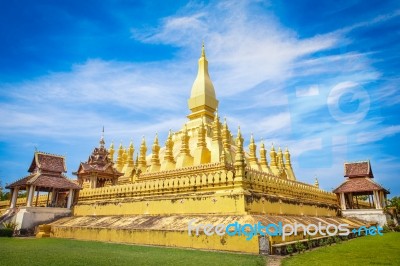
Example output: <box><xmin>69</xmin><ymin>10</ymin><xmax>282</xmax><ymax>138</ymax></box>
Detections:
<box><xmin>187</xmin><ymin>43</ymin><xmax>218</xmax><ymax>121</ymax></box>
<box><xmin>210</xmin><ymin>109</ymin><xmax>223</xmax><ymax>163</ymax></box>
<box><xmin>284</xmin><ymin>147</ymin><xmax>291</xmax><ymax>165</ymax></box>
<box><xmin>108</xmin><ymin>141</ymin><xmax>115</xmax><ymax>162</ymax></box>
<box><xmin>176</xmin><ymin>125</ymin><xmax>194</xmax><ymax>168</ymax></box>
<box><xmin>161</xmin><ymin>129</ymin><xmax>176</xmax><ymax>171</ymax></box>
<box><xmin>221</xmin><ymin>117</ymin><xmax>233</xmax><ymax>163</ymax></box>
<box><xmin>135</xmin><ymin>152</ymin><xmax>139</xmax><ymax>167</ymax></box>
<box><xmin>116</xmin><ymin>142</ymin><xmax>124</xmax><ymax>170</ymax></box>
<box><xmin>127</xmin><ymin>140</ymin><xmax>134</xmax><ymax>167</ymax></box>
<box><xmin>99</xmin><ymin>126</ymin><xmax>105</xmax><ymax>148</ymax></box>
<box><xmin>284</xmin><ymin>147</ymin><xmax>296</xmax><ymax>180</ymax></box>
<box><xmin>259</xmin><ymin>139</ymin><xmax>270</xmax><ymax>172</ymax></box>
<box><xmin>234</xmin><ymin>126</ymin><xmax>246</xmax><ymax>179</ymax></box>
<box><xmin>193</xmin><ymin>120</ymin><xmax>211</xmax><ymax>165</ymax></box>
<box><xmin>179</xmin><ymin>125</ymin><xmax>190</xmax><ymax>156</ymax></box>
<box><xmin>122</xmin><ymin>148</ymin><xmax>128</xmax><ymax>166</ymax></box>
<box><xmin>314</xmin><ymin>177</ymin><xmax>319</xmax><ymax>188</ymax></box>
<box><xmin>138</xmin><ymin>136</ymin><xmax>147</xmax><ymax>172</ymax></box>
<box><xmin>248</xmin><ymin>133</ymin><xmax>259</xmax><ymax>170</ymax></box>
<box><xmin>277</xmin><ymin>147</ymin><xmax>285</xmax><ymax>169</ymax></box>
<box><xmin>249</xmin><ymin>134</ymin><xmax>256</xmax><ymax>155</ymax></box>
<box><xmin>269</xmin><ymin>143</ymin><xmax>277</xmax><ymax>168</ymax></box>
<box><xmin>149</xmin><ymin>133</ymin><xmax>161</xmax><ymax>172</ymax></box>
<box><xmin>197</xmin><ymin>120</ymin><xmax>206</xmax><ymax>148</ymax></box>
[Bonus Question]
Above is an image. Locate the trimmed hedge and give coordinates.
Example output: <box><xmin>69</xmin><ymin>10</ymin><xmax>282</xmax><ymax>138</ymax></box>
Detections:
<box><xmin>0</xmin><ymin>228</ymin><xmax>13</xmax><ymax>237</ymax></box>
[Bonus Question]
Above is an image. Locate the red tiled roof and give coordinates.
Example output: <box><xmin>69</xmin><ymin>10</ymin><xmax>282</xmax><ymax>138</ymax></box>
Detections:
<box><xmin>344</xmin><ymin>161</ymin><xmax>373</xmax><ymax>178</ymax></box>
<box><xmin>6</xmin><ymin>173</ymin><xmax>81</xmax><ymax>190</ymax></box>
<box><xmin>28</xmin><ymin>152</ymin><xmax>67</xmax><ymax>173</ymax></box>
<box><xmin>333</xmin><ymin>177</ymin><xmax>388</xmax><ymax>194</ymax></box>
<box><xmin>5</xmin><ymin>174</ymin><xmax>35</xmax><ymax>189</ymax></box>
<box><xmin>32</xmin><ymin>175</ymin><xmax>81</xmax><ymax>190</ymax></box>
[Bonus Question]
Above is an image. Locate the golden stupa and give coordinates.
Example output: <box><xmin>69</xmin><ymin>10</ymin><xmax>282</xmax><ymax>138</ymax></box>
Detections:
<box><xmin>35</xmin><ymin>45</ymin><xmax>366</xmax><ymax>254</ymax></box>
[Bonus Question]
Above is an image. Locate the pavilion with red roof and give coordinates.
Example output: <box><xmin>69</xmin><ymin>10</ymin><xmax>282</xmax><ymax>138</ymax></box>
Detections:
<box><xmin>333</xmin><ymin>161</ymin><xmax>390</xmax><ymax>225</ymax></box>
<box><xmin>6</xmin><ymin>151</ymin><xmax>81</xmax><ymax>209</ymax></box>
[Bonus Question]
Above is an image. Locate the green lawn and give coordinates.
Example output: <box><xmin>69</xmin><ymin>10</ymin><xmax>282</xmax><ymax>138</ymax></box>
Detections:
<box><xmin>282</xmin><ymin>232</ymin><xmax>400</xmax><ymax>266</ymax></box>
<box><xmin>0</xmin><ymin>238</ymin><xmax>265</xmax><ymax>266</ymax></box>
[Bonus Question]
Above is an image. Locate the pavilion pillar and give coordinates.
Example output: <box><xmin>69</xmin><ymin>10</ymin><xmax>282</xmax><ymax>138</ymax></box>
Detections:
<box><xmin>340</xmin><ymin>193</ymin><xmax>346</xmax><ymax>210</ymax></box>
<box><xmin>67</xmin><ymin>189</ymin><xmax>74</xmax><ymax>209</ymax></box>
<box><xmin>373</xmin><ymin>190</ymin><xmax>381</xmax><ymax>209</ymax></box>
<box><xmin>380</xmin><ymin>191</ymin><xmax>386</xmax><ymax>208</ymax></box>
<box><xmin>51</xmin><ymin>187</ymin><xmax>57</xmax><ymax>205</ymax></box>
<box><xmin>35</xmin><ymin>189</ymin><xmax>40</xmax><ymax>207</ymax></box>
<box><xmin>26</xmin><ymin>185</ymin><xmax>35</xmax><ymax>207</ymax></box>
<box><xmin>10</xmin><ymin>187</ymin><xmax>19</xmax><ymax>208</ymax></box>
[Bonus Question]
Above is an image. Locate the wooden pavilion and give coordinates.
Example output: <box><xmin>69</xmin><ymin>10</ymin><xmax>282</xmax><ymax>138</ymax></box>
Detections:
<box><xmin>6</xmin><ymin>151</ymin><xmax>81</xmax><ymax>209</ymax></box>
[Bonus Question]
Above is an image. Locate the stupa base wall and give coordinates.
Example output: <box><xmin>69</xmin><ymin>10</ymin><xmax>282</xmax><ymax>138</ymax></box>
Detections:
<box><xmin>41</xmin><ymin>214</ymin><xmax>368</xmax><ymax>254</ymax></box>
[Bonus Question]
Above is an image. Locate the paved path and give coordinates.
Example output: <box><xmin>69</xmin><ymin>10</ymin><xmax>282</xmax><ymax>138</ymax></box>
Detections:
<box><xmin>266</xmin><ymin>255</ymin><xmax>283</xmax><ymax>266</ymax></box>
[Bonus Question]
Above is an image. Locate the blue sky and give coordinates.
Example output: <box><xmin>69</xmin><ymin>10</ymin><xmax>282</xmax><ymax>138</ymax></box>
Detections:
<box><xmin>0</xmin><ymin>0</ymin><xmax>399</xmax><ymax>197</ymax></box>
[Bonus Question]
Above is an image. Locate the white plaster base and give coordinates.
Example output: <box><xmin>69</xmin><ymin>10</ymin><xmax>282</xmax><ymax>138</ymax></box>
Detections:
<box><xmin>14</xmin><ymin>207</ymin><xmax>71</xmax><ymax>230</ymax></box>
<box><xmin>342</xmin><ymin>209</ymin><xmax>388</xmax><ymax>226</ymax></box>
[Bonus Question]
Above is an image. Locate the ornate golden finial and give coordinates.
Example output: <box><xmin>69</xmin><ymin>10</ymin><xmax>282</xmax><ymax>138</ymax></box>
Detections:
<box><xmin>270</xmin><ymin>142</ymin><xmax>277</xmax><ymax>169</ymax></box>
<box><xmin>234</xmin><ymin>126</ymin><xmax>246</xmax><ymax>178</ymax></box>
<box><xmin>188</xmin><ymin>40</ymin><xmax>218</xmax><ymax>121</ymax></box>
<box><xmin>108</xmin><ymin>141</ymin><xmax>115</xmax><ymax>162</ymax></box>
<box><xmin>214</xmin><ymin>108</ymin><xmax>219</xmax><ymax>121</ymax></box>
<box><xmin>248</xmin><ymin>132</ymin><xmax>259</xmax><ymax>170</ymax></box>
<box><xmin>176</xmin><ymin>123</ymin><xmax>194</xmax><ymax>168</ymax></box>
<box><xmin>284</xmin><ymin>147</ymin><xmax>291</xmax><ymax>163</ymax></box>
<box><xmin>138</xmin><ymin>136</ymin><xmax>147</xmax><ymax>171</ymax></box>
<box><xmin>154</xmin><ymin>133</ymin><xmax>159</xmax><ymax>145</ymax></box>
<box><xmin>150</xmin><ymin>133</ymin><xmax>161</xmax><ymax>172</ymax></box>
<box><xmin>314</xmin><ymin>177</ymin><xmax>319</xmax><ymax>188</ymax></box>
<box><xmin>99</xmin><ymin>126</ymin><xmax>105</xmax><ymax>148</ymax></box>
<box><xmin>201</xmin><ymin>41</ymin><xmax>205</xmax><ymax>57</ymax></box>
<box><xmin>127</xmin><ymin>140</ymin><xmax>134</xmax><ymax>167</ymax></box>
<box><xmin>277</xmin><ymin>147</ymin><xmax>285</xmax><ymax>169</ymax></box>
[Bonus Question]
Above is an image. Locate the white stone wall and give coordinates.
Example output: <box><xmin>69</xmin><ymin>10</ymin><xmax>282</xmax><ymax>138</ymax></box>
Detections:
<box><xmin>14</xmin><ymin>207</ymin><xmax>71</xmax><ymax>230</ymax></box>
<box><xmin>342</xmin><ymin>209</ymin><xmax>388</xmax><ymax>226</ymax></box>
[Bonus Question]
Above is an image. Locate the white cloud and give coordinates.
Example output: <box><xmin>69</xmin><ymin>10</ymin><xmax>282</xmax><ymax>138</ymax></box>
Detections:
<box><xmin>132</xmin><ymin>1</ymin><xmax>341</xmax><ymax>96</ymax></box>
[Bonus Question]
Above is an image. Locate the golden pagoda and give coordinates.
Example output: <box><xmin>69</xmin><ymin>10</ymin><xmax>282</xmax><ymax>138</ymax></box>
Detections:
<box><xmin>36</xmin><ymin>45</ymin><xmax>367</xmax><ymax>255</ymax></box>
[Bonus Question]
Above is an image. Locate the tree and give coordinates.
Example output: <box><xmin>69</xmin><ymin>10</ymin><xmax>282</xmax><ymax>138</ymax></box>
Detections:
<box><xmin>388</xmin><ymin>196</ymin><xmax>400</xmax><ymax>213</ymax></box>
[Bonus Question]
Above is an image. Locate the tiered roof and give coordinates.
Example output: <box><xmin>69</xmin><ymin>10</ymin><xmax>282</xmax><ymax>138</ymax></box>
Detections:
<box><xmin>333</xmin><ymin>161</ymin><xmax>388</xmax><ymax>194</ymax></box>
<box><xmin>74</xmin><ymin>135</ymin><xmax>123</xmax><ymax>178</ymax></box>
<box><xmin>6</xmin><ymin>151</ymin><xmax>80</xmax><ymax>190</ymax></box>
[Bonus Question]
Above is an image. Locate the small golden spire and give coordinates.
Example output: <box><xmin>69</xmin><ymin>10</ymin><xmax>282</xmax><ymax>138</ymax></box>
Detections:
<box><xmin>99</xmin><ymin>126</ymin><xmax>105</xmax><ymax>148</ymax></box>
<box><xmin>260</xmin><ymin>138</ymin><xmax>265</xmax><ymax>148</ymax></box>
<box><xmin>237</xmin><ymin>126</ymin><xmax>242</xmax><ymax>138</ymax></box>
<box><xmin>201</xmin><ymin>41</ymin><xmax>205</xmax><ymax>57</ymax></box>
<box><xmin>314</xmin><ymin>177</ymin><xmax>319</xmax><ymax>188</ymax></box>
<box><xmin>154</xmin><ymin>133</ymin><xmax>159</xmax><ymax>145</ymax></box>
<box><xmin>214</xmin><ymin>108</ymin><xmax>219</xmax><ymax>121</ymax></box>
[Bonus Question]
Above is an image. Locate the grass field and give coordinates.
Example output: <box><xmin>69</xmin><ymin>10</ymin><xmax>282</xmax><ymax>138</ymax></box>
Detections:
<box><xmin>0</xmin><ymin>237</ymin><xmax>265</xmax><ymax>266</ymax></box>
<box><xmin>282</xmin><ymin>232</ymin><xmax>400</xmax><ymax>266</ymax></box>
